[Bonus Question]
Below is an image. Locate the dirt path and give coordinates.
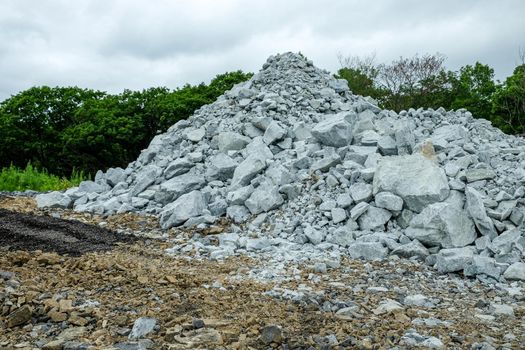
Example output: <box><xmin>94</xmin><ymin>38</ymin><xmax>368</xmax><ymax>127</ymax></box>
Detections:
<box><xmin>1</xmin><ymin>196</ymin><xmax>524</xmax><ymax>349</ymax></box>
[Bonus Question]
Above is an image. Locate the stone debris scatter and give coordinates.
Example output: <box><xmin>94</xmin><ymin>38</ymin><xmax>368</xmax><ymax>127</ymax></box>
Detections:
<box><xmin>35</xmin><ymin>52</ymin><xmax>525</xmax><ymax>282</ymax></box>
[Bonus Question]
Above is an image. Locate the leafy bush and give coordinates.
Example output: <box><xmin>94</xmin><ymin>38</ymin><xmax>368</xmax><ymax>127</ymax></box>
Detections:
<box><xmin>0</xmin><ymin>163</ymin><xmax>88</xmax><ymax>192</ymax></box>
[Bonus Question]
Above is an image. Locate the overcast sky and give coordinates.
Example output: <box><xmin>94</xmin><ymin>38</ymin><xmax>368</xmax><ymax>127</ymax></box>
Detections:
<box><xmin>1</xmin><ymin>0</ymin><xmax>524</xmax><ymax>100</ymax></box>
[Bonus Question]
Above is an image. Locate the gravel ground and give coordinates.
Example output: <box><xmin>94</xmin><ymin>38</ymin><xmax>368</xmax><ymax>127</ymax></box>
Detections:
<box><xmin>1</xmin><ymin>196</ymin><xmax>524</xmax><ymax>349</ymax></box>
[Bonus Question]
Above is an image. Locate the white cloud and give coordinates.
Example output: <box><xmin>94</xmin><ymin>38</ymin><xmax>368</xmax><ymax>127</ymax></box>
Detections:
<box><xmin>0</xmin><ymin>0</ymin><xmax>524</xmax><ymax>100</ymax></box>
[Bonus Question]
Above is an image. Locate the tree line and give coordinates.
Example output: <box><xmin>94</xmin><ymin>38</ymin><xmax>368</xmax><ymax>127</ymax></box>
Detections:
<box><xmin>1</xmin><ymin>52</ymin><xmax>523</xmax><ymax>179</ymax></box>
<box><xmin>0</xmin><ymin>71</ymin><xmax>252</xmax><ymax>177</ymax></box>
<box><xmin>335</xmin><ymin>51</ymin><xmax>525</xmax><ymax>135</ymax></box>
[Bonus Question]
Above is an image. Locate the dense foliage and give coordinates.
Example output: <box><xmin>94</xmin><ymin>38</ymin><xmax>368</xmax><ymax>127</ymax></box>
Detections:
<box><xmin>336</xmin><ymin>53</ymin><xmax>525</xmax><ymax>135</ymax></box>
<box><xmin>0</xmin><ymin>71</ymin><xmax>252</xmax><ymax>177</ymax></box>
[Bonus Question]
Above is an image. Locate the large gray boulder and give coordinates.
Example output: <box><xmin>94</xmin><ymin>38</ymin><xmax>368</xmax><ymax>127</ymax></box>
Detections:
<box><xmin>230</xmin><ymin>140</ymin><xmax>273</xmax><ymax>188</ymax></box>
<box><xmin>218</xmin><ymin>132</ymin><xmax>251</xmax><ymax>152</ymax></box>
<box><xmin>503</xmin><ymin>262</ymin><xmax>525</xmax><ymax>281</ymax></box>
<box><xmin>35</xmin><ymin>191</ymin><xmax>72</xmax><ymax>209</ymax></box>
<box><xmin>263</xmin><ymin>121</ymin><xmax>286</xmax><ymax>145</ymax></box>
<box><xmin>78</xmin><ymin>180</ymin><xmax>106</xmax><ymax>193</ymax></box>
<box><xmin>159</xmin><ymin>172</ymin><xmax>205</xmax><ymax>202</ymax></box>
<box><xmin>207</xmin><ymin>153</ymin><xmax>237</xmax><ymax>181</ymax></box>
<box><xmin>244</xmin><ymin>184</ymin><xmax>284</xmax><ymax>215</ymax></box>
<box><xmin>465</xmin><ymin>187</ymin><xmax>497</xmax><ymax>238</ymax></box>
<box><xmin>375</xmin><ymin>192</ymin><xmax>403</xmax><ymax>211</ymax></box>
<box><xmin>311</xmin><ymin>112</ymin><xmax>355</xmax><ymax>147</ymax></box>
<box><xmin>348</xmin><ymin>242</ymin><xmax>388</xmax><ymax>260</ymax></box>
<box><xmin>435</xmin><ymin>247</ymin><xmax>475</xmax><ymax>273</ymax></box>
<box><xmin>349</xmin><ymin>183</ymin><xmax>373</xmax><ymax>203</ymax></box>
<box><xmin>406</xmin><ymin>202</ymin><xmax>476</xmax><ymax>248</ymax></box>
<box><xmin>164</xmin><ymin>158</ymin><xmax>193</xmax><ymax>179</ymax></box>
<box><xmin>129</xmin><ymin>166</ymin><xmax>161</xmax><ymax>197</ymax></box>
<box><xmin>357</xmin><ymin>206</ymin><xmax>391</xmax><ymax>230</ymax></box>
<box><xmin>105</xmin><ymin>167</ymin><xmax>126</xmax><ymax>187</ymax></box>
<box><xmin>159</xmin><ymin>191</ymin><xmax>207</xmax><ymax>229</ymax></box>
<box><xmin>373</xmin><ymin>154</ymin><xmax>449</xmax><ymax>212</ymax></box>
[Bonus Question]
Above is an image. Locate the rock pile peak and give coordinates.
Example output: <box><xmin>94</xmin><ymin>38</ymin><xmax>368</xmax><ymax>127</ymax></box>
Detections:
<box><xmin>37</xmin><ymin>52</ymin><xmax>525</xmax><ymax>282</ymax></box>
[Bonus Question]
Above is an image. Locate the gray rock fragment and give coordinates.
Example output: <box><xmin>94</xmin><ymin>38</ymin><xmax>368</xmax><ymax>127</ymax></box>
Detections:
<box><xmin>465</xmin><ymin>187</ymin><xmax>497</xmax><ymax>238</ymax></box>
<box><xmin>373</xmin><ymin>154</ymin><xmax>449</xmax><ymax>212</ymax></box>
<box><xmin>374</xmin><ymin>191</ymin><xmax>403</xmax><ymax>211</ymax></box>
<box><xmin>311</xmin><ymin>112</ymin><xmax>354</xmax><ymax>147</ymax></box>
<box><xmin>129</xmin><ymin>317</ymin><xmax>157</xmax><ymax>340</ymax></box>
<box><xmin>159</xmin><ymin>191</ymin><xmax>207</xmax><ymax>229</ymax></box>
<box><xmin>348</xmin><ymin>242</ymin><xmax>388</xmax><ymax>260</ymax></box>
<box><xmin>407</xmin><ymin>202</ymin><xmax>476</xmax><ymax>248</ymax></box>
<box><xmin>357</xmin><ymin>206</ymin><xmax>391</xmax><ymax>230</ymax></box>
<box><xmin>503</xmin><ymin>262</ymin><xmax>525</xmax><ymax>281</ymax></box>
<box><xmin>218</xmin><ymin>132</ymin><xmax>251</xmax><ymax>152</ymax></box>
<box><xmin>36</xmin><ymin>191</ymin><xmax>72</xmax><ymax>209</ymax></box>
<box><xmin>435</xmin><ymin>247</ymin><xmax>475</xmax><ymax>273</ymax></box>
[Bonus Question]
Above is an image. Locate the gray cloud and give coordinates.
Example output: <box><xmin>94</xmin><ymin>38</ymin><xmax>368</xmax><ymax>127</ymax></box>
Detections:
<box><xmin>0</xmin><ymin>0</ymin><xmax>524</xmax><ymax>100</ymax></box>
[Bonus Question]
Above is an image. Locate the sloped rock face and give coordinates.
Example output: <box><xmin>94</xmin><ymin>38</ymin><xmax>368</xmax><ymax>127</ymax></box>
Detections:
<box><xmin>40</xmin><ymin>52</ymin><xmax>525</xmax><ymax>281</ymax></box>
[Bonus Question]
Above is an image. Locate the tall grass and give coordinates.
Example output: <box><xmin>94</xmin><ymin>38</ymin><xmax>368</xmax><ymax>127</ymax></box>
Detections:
<box><xmin>0</xmin><ymin>163</ymin><xmax>89</xmax><ymax>192</ymax></box>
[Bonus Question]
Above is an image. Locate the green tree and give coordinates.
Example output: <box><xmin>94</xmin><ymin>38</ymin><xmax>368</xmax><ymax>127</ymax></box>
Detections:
<box><xmin>0</xmin><ymin>86</ymin><xmax>104</xmax><ymax>173</ymax></box>
<box><xmin>492</xmin><ymin>64</ymin><xmax>525</xmax><ymax>134</ymax></box>
<box><xmin>449</xmin><ymin>62</ymin><xmax>497</xmax><ymax>120</ymax></box>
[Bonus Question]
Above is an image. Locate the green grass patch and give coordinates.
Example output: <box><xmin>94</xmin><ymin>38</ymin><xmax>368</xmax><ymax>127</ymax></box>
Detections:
<box><xmin>0</xmin><ymin>163</ymin><xmax>89</xmax><ymax>192</ymax></box>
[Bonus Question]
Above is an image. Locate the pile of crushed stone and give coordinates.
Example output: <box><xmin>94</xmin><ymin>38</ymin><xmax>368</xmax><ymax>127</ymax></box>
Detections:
<box><xmin>36</xmin><ymin>52</ymin><xmax>525</xmax><ymax>282</ymax></box>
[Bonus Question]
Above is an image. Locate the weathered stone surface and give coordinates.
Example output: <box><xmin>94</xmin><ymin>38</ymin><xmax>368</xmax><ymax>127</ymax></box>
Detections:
<box><xmin>164</xmin><ymin>158</ymin><xmax>193</xmax><ymax>179</ymax></box>
<box><xmin>357</xmin><ymin>206</ymin><xmax>391</xmax><ymax>231</ymax></box>
<box><xmin>373</xmin><ymin>154</ymin><xmax>449</xmax><ymax>212</ymax></box>
<box><xmin>375</xmin><ymin>191</ymin><xmax>403</xmax><ymax>211</ymax></box>
<box><xmin>465</xmin><ymin>187</ymin><xmax>497</xmax><ymax>238</ymax></box>
<box><xmin>226</xmin><ymin>205</ymin><xmax>250</xmax><ymax>223</ymax></box>
<box><xmin>78</xmin><ymin>180</ymin><xmax>106</xmax><ymax>193</ymax></box>
<box><xmin>503</xmin><ymin>262</ymin><xmax>525</xmax><ymax>281</ymax></box>
<box><xmin>226</xmin><ymin>185</ymin><xmax>254</xmax><ymax>205</ymax></box>
<box><xmin>245</xmin><ymin>185</ymin><xmax>284</xmax><ymax>215</ymax></box>
<box><xmin>348</xmin><ymin>242</ymin><xmax>388</xmax><ymax>260</ymax></box>
<box><xmin>465</xmin><ymin>168</ymin><xmax>496</xmax><ymax>183</ymax></box>
<box><xmin>331</xmin><ymin>207</ymin><xmax>347</xmax><ymax>224</ymax></box>
<box><xmin>304</xmin><ymin>226</ymin><xmax>325</xmax><ymax>245</ymax></box>
<box><xmin>129</xmin><ymin>167</ymin><xmax>160</xmax><ymax>197</ymax></box>
<box><xmin>159</xmin><ymin>191</ymin><xmax>207</xmax><ymax>228</ymax></box>
<box><xmin>230</xmin><ymin>141</ymin><xmax>273</xmax><ymax>188</ymax></box>
<box><xmin>350</xmin><ymin>202</ymin><xmax>369</xmax><ymax>220</ymax></box>
<box><xmin>490</xmin><ymin>229</ymin><xmax>522</xmax><ymax>255</ymax></box>
<box><xmin>218</xmin><ymin>132</ymin><xmax>251</xmax><ymax>152</ymax></box>
<box><xmin>159</xmin><ymin>173</ymin><xmax>205</xmax><ymax>201</ymax></box>
<box><xmin>260</xmin><ymin>324</ymin><xmax>282</xmax><ymax>345</ymax></box>
<box><xmin>7</xmin><ymin>305</ymin><xmax>32</xmax><ymax>328</ymax></box>
<box><xmin>310</xmin><ymin>154</ymin><xmax>341</xmax><ymax>172</ymax></box>
<box><xmin>36</xmin><ymin>191</ymin><xmax>72</xmax><ymax>209</ymax></box>
<box><xmin>186</xmin><ymin>128</ymin><xmax>206</xmax><ymax>142</ymax></box>
<box><xmin>129</xmin><ymin>317</ymin><xmax>157</xmax><ymax>340</ymax></box>
<box><xmin>464</xmin><ymin>256</ymin><xmax>502</xmax><ymax>279</ymax></box>
<box><xmin>106</xmin><ymin>167</ymin><xmax>126</xmax><ymax>186</ymax></box>
<box><xmin>311</xmin><ymin>112</ymin><xmax>354</xmax><ymax>147</ymax></box>
<box><xmin>207</xmin><ymin>153</ymin><xmax>237</xmax><ymax>181</ymax></box>
<box><xmin>407</xmin><ymin>202</ymin><xmax>476</xmax><ymax>248</ymax></box>
<box><xmin>435</xmin><ymin>247</ymin><xmax>475</xmax><ymax>273</ymax></box>
<box><xmin>377</xmin><ymin>135</ymin><xmax>397</xmax><ymax>156</ymax></box>
<box><xmin>349</xmin><ymin>182</ymin><xmax>373</xmax><ymax>203</ymax></box>
<box><xmin>391</xmin><ymin>240</ymin><xmax>429</xmax><ymax>260</ymax></box>
<box><xmin>263</xmin><ymin>121</ymin><xmax>286</xmax><ymax>145</ymax></box>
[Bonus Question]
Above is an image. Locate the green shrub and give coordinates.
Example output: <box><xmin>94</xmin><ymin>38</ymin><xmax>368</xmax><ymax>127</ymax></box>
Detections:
<box><xmin>0</xmin><ymin>163</ymin><xmax>89</xmax><ymax>192</ymax></box>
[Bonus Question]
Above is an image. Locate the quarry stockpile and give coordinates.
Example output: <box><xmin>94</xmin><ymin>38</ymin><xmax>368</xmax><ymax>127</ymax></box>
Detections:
<box><xmin>37</xmin><ymin>53</ymin><xmax>525</xmax><ymax>282</ymax></box>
